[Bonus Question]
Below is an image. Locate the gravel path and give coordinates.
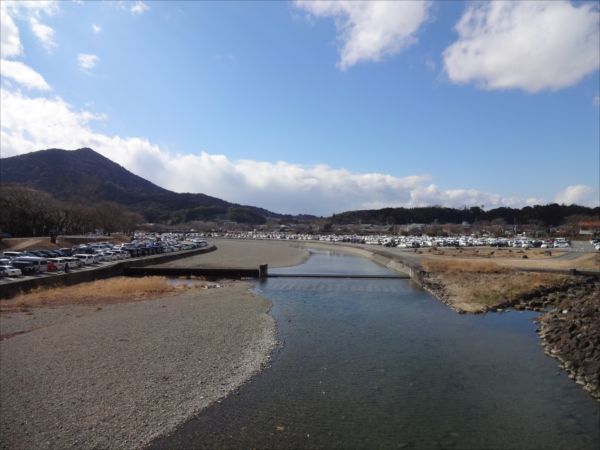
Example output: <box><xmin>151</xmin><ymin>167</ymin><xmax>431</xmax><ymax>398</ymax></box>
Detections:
<box><xmin>0</xmin><ymin>282</ymin><xmax>275</xmax><ymax>450</ymax></box>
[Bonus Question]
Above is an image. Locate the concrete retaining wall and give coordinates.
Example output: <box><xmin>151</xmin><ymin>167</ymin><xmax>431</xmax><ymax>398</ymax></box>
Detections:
<box><xmin>125</xmin><ymin>266</ymin><xmax>260</xmax><ymax>279</ymax></box>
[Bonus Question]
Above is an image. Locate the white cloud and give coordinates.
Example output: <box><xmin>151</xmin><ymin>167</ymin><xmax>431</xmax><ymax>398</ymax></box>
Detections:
<box><xmin>1</xmin><ymin>8</ymin><xmax>22</xmax><ymax>58</ymax></box>
<box><xmin>92</xmin><ymin>23</ymin><xmax>101</xmax><ymax>34</ymax></box>
<box><xmin>555</xmin><ymin>185</ymin><xmax>596</xmax><ymax>205</ymax></box>
<box><xmin>294</xmin><ymin>0</ymin><xmax>430</xmax><ymax>70</ymax></box>
<box><xmin>0</xmin><ymin>59</ymin><xmax>51</xmax><ymax>90</ymax></box>
<box><xmin>1</xmin><ymin>1</ymin><xmax>58</xmax><ymax>57</ymax></box>
<box><xmin>444</xmin><ymin>1</ymin><xmax>600</xmax><ymax>92</ymax></box>
<box><xmin>77</xmin><ymin>53</ymin><xmax>99</xmax><ymax>72</ymax></box>
<box><xmin>29</xmin><ymin>17</ymin><xmax>56</xmax><ymax>52</ymax></box>
<box><xmin>130</xmin><ymin>1</ymin><xmax>149</xmax><ymax>15</ymax></box>
<box><xmin>1</xmin><ymin>1</ymin><xmax>58</xmax><ymax>19</ymax></box>
<box><xmin>1</xmin><ymin>87</ymin><xmax>560</xmax><ymax>215</ymax></box>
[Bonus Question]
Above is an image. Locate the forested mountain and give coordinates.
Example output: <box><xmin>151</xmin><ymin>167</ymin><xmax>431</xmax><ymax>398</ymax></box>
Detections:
<box><xmin>1</xmin><ymin>148</ymin><xmax>280</xmax><ymax>224</ymax></box>
<box><xmin>330</xmin><ymin>204</ymin><xmax>599</xmax><ymax>227</ymax></box>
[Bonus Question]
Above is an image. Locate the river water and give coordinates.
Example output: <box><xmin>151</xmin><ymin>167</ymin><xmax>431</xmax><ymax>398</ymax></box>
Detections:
<box><xmin>150</xmin><ymin>249</ymin><xmax>599</xmax><ymax>449</ymax></box>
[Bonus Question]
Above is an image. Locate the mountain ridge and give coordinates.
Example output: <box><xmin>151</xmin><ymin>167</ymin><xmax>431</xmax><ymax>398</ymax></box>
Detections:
<box><xmin>0</xmin><ymin>148</ymin><xmax>288</xmax><ymax>224</ymax></box>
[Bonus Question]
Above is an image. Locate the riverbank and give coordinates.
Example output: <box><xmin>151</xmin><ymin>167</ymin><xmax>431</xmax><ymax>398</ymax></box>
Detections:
<box><xmin>0</xmin><ymin>280</ymin><xmax>276</xmax><ymax>450</ymax></box>
<box><xmin>0</xmin><ymin>239</ymin><xmax>312</xmax><ymax>449</ymax></box>
<box><xmin>1</xmin><ymin>238</ymin><xmax>597</xmax><ymax>450</ymax></box>
<box><xmin>156</xmin><ymin>238</ymin><xmax>310</xmax><ymax>269</ymax></box>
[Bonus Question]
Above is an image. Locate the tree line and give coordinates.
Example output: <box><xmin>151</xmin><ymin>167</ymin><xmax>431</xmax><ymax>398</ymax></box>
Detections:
<box><xmin>0</xmin><ymin>185</ymin><xmax>143</xmax><ymax>237</ymax></box>
<box><xmin>330</xmin><ymin>204</ymin><xmax>599</xmax><ymax>227</ymax></box>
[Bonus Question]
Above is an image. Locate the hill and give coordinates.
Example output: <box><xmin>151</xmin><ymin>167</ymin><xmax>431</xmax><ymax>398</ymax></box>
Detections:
<box><xmin>0</xmin><ymin>148</ymin><xmax>283</xmax><ymax>224</ymax></box>
<box><xmin>330</xmin><ymin>204</ymin><xmax>600</xmax><ymax>228</ymax></box>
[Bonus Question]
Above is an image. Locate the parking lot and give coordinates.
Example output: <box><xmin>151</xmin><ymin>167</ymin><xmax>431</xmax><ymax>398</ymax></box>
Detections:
<box><xmin>0</xmin><ymin>237</ymin><xmax>209</xmax><ymax>287</ymax></box>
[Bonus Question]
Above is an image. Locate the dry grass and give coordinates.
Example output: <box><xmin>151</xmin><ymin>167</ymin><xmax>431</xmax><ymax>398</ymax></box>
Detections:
<box><xmin>445</xmin><ymin>272</ymin><xmax>567</xmax><ymax>308</ymax></box>
<box><xmin>1</xmin><ymin>276</ymin><xmax>210</xmax><ymax>312</ymax></box>
<box><xmin>424</xmin><ymin>251</ymin><xmax>599</xmax><ymax>272</ymax></box>
<box><xmin>422</xmin><ymin>259</ymin><xmax>510</xmax><ymax>274</ymax></box>
<box><xmin>426</xmin><ymin>248</ymin><xmax>564</xmax><ymax>259</ymax></box>
<box><xmin>422</xmin><ymin>259</ymin><xmax>569</xmax><ymax>311</ymax></box>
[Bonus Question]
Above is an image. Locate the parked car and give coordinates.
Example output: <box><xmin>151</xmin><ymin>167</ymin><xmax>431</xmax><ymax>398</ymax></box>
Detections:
<box><xmin>2</xmin><ymin>251</ymin><xmax>22</xmax><ymax>259</ymax></box>
<box><xmin>14</xmin><ymin>256</ymin><xmax>48</xmax><ymax>273</ymax></box>
<box><xmin>63</xmin><ymin>257</ymin><xmax>84</xmax><ymax>268</ymax></box>
<box><xmin>74</xmin><ymin>254</ymin><xmax>96</xmax><ymax>265</ymax></box>
<box><xmin>47</xmin><ymin>258</ymin><xmax>66</xmax><ymax>272</ymax></box>
<box><xmin>0</xmin><ymin>265</ymin><xmax>23</xmax><ymax>277</ymax></box>
<box><xmin>10</xmin><ymin>259</ymin><xmax>39</xmax><ymax>275</ymax></box>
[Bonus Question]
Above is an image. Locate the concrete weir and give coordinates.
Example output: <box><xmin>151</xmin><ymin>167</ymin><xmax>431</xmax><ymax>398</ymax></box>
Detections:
<box><xmin>123</xmin><ymin>266</ymin><xmax>409</xmax><ymax>280</ymax></box>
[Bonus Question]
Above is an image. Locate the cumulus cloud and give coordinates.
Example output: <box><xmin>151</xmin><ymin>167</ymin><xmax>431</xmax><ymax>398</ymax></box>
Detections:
<box><xmin>130</xmin><ymin>1</ymin><xmax>149</xmax><ymax>15</ymax></box>
<box><xmin>0</xmin><ymin>59</ymin><xmax>51</xmax><ymax>90</ymax></box>
<box><xmin>294</xmin><ymin>0</ymin><xmax>430</xmax><ymax>70</ymax></box>
<box><xmin>444</xmin><ymin>1</ymin><xmax>600</xmax><ymax>92</ymax></box>
<box><xmin>29</xmin><ymin>17</ymin><xmax>56</xmax><ymax>52</ymax></box>
<box><xmin>1</xmin><ymin>8</ymin><xmax>22</xmax><ymax>58</ymax></box>
<box><xmin>555</xmin><ymin>185</ymin><xmax>596</xmax><ymax>205</ymax></box>
<box><xmin>1</xmin><ymin>1</ymin><xmax>58</xmax><ymax>57</ymax></box>
<box><xmin>77</xmin><ymin>53</ymin><xmax>99</xmax><ymax>72</ymax></box>
<box><xmin>1</xmin><ymin>86</ymin><xmax>556</xmax><ymax>215</ymax></box>
<box><xmin>92</xmin><ymin>23</ymin><xmax>101</xmax><ymax>34</ymax></box>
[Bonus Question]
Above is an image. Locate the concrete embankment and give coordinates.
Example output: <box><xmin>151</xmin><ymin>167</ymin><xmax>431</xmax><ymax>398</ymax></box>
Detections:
<box><xmin>298</xmin><ymin>242</ymin><xmax>422</xmax><ymax>278</ymax></box>
<box><xmin>0</xmin><ymin>246</ymin><xmax>216</xmax><ymax>300</ymax></box>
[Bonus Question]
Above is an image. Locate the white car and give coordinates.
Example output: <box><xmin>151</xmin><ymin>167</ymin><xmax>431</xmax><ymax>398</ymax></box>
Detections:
<box><xmin>0</xmin><ymin>265</ymin><xmax>22</xmax><ymax>277</ymax></box>
<box><xmin>103</xmin><ymin>252</ymin><xmax>119</xmax><ymax>261</ymax></box>
<box><xmin>63</xmin><ymin>257</ymin><xmax>84</xmax><ymax>268</ymax></box>
<box><xmin>74</xmin><ymin>254</ymin><xmax>95</xmax><ymax>265</ymax></box>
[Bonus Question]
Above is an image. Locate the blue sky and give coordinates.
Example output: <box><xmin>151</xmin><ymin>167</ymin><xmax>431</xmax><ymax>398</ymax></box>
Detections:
<box><xmin>1</xmin><ymin>1</ymin><xmax>599</xmax><ymax>215</ymax></box>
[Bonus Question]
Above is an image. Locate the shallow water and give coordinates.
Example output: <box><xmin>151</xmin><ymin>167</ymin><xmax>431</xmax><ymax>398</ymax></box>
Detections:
<box><xmin>151</xmin><ymin>250</ymin><xmax>599</xmax><ymax>449</ymax></box>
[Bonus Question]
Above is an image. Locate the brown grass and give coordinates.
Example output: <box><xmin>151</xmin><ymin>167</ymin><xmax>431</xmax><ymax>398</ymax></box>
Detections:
<box><xmin>424</xmin><ymin>251</ymin><xmax>599</xmax><ymax>272</ymax></box>
<box><xmin>447</xmin><ymin>272</ymin><xmax>567</xmax><ymax>307</ymax></box>
<box><xmin>1</xmin><ymin>277</ymin><xmax>210</xmax><ymax>312</ymax></box>
<box><xmin>422</xmin><ymin>259</ymin><xmax>510</xmax><ymax>274</ymax></box>
<box><xmin>426</xmin><ymin>248</ymin><xmax>564</xmax><ymax>260</ymax></box>
<box><xmin>422</xmin><ymin>259</ymin><xmax>569</xmax><ymax>311</ymax></box>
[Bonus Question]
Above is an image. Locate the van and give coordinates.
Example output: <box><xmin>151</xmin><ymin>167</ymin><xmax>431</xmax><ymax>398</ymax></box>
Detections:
<box><xmin>13</xmin><ymin>256</ymin><xmax>48</xmax><ymax>273</ymax></box>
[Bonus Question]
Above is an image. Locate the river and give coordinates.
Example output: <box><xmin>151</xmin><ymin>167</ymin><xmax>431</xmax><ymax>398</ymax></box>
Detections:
<box><xmin>150</xmin><ymin>249</ymin><xmax>599</xmax><ymax>449</ymax></box>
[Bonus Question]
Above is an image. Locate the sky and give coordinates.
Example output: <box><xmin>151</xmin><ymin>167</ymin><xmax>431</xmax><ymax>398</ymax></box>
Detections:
<box><xmin>1</xmin><ymin>0</ymin><xmax>599</xmax><ymax>216</ymax></box>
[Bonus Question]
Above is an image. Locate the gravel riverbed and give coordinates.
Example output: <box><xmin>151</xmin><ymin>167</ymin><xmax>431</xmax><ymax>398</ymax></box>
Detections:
<box><xmin>0</xmin><ymin>282</ymin><xmax>275</xmax><ymax>449</ymax></box>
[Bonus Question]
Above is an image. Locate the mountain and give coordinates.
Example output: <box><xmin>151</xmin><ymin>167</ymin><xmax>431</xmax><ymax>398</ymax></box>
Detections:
<box><xmin>0</xmin><ymin>148</ymin><xmax>285</xmax><ymax>224</ymax></box>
